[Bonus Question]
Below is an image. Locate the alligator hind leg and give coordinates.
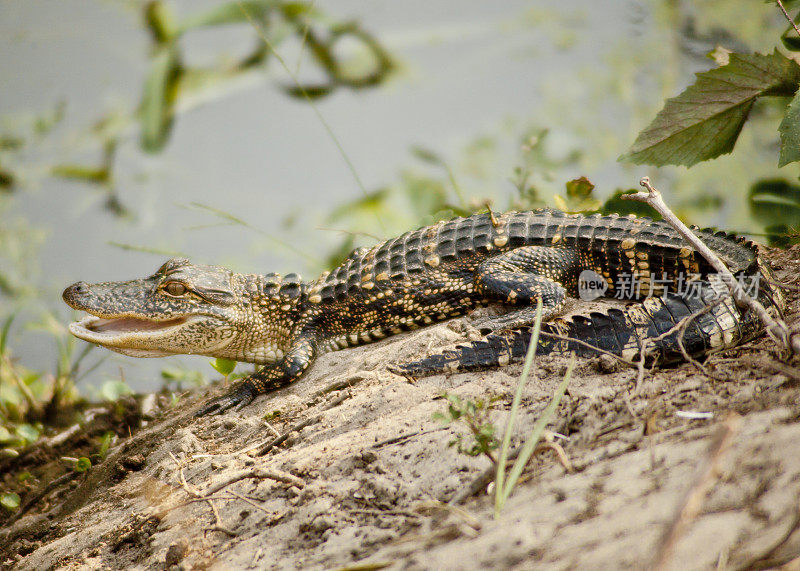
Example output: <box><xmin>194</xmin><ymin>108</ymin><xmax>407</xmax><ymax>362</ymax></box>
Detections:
<box><xmin>474</xmin><ymin>246</ymin><xmax>577</xmax><ymax>331</ymax></box>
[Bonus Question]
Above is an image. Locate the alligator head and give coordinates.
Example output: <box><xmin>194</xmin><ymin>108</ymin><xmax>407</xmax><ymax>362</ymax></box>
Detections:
<box><xmin>62</xmin><ymin>258</ymin><xmax>305</xmax><ymax>363</ymax></box>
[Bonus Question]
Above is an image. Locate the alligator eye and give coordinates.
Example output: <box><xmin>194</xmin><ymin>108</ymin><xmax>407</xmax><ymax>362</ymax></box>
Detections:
<box><xmin>164</xmin><ymin>282</ymin><xmax>188</xmax><ymax>297</ymax></box>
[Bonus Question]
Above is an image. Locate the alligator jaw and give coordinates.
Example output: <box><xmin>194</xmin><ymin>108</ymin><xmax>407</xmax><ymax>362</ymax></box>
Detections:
<box><xmin>68</xmin><ymin>314</ymin><xmax>193</xmax><ymax>356</ymax></box>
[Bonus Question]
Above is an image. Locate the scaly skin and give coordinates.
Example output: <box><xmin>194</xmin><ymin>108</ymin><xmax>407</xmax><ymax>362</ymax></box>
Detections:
<box><xmin>62</xmin><ymin>209</ymin><xmax>785</xmax><ymax>415</ymax></box>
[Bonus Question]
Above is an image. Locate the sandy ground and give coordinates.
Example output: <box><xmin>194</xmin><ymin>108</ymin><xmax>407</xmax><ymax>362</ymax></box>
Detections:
<box><xmin>2</xmin><ymin>246</ymin><xmax>800</xmax><ymax>570</ymax></box>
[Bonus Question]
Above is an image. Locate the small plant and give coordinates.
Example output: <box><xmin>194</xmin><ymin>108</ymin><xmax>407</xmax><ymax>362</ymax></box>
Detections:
<box><xmin>433</xmin><ymin>393</ymin><xmax>502</xmax><ymax>461</ymax></box>
<box><xmin>1</xmin><ymin>492</ymin><xmax>20</xmax><ymax>512</ymax></box>
<box><xmin>94</xmin><ymin>431</ymin><xmax>114</xmax><ymax>462</ymax></box>
<box><xmin>210</xmin><ymin>357</ymin><xmax>237</xmax><ymax>385</ymax></box>
<box><xmin>431</xmin><ymin>300</ymin><xmax>573</xmax><ymax>516</ymax></box>
<box><xmin>61</xmin><ymin>456</ymin><xmax>92</xmax><ymax>472</ymax></box>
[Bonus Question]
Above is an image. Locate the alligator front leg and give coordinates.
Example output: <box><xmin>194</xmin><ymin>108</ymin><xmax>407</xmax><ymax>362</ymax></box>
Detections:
<box><xmin>195</xmin><ymin>334</ymin><xmax>317</xmax><ymax>416</ymax></box>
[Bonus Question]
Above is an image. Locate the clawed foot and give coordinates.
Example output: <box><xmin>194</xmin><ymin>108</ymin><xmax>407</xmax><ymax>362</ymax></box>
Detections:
<box><xmin>471</xmin><ymin>314</ymin><xmax>522</xmax><ymax>334</ymax></box>
<box><xmin>194</xmin><ymin>383</ymin><xmax>256</xmax><ymax>417</ymax></box>
<box><xmin>386</xmin><ymin>363</ymin><xmax>414</xmax><ymax>378</ymax></box>
<box><xmin>471</xmin><ymin>306</ymin><xmax>550</xmax><ymax>333</ymax></box>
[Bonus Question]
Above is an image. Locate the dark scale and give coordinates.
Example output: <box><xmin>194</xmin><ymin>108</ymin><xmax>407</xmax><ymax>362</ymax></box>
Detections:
<box><xmin>60</xmin><ymin>210</ymin><xmax>784</xmax><ymax>416</ymax></box>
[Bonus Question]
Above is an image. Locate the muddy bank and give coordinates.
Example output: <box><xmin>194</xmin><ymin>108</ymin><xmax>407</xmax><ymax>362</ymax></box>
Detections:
<box><xmin>2</xmin><ymin>246</ymin><xmax>799</xmax><ymax>570</ymax></box>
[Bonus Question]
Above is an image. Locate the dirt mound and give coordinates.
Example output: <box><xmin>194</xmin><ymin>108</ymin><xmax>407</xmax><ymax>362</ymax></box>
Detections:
<box><xmin>2</xmin><ymin>246</ymin><xmax>800</xmax><ymax>570</ymax></box>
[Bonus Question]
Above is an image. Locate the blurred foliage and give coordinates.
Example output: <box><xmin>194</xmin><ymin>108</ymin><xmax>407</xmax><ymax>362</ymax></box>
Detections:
<box><xmin>139</xmin><ymin>0</ymin><xmax>395</xmax><ymax>152</ymax></box>
<box><xmin>0</xmin><ymin>0</ymin><xmax>395</xmax><ymax>449</ymax></box>
<box><xmin>749</xmin><ymin>178</ymin><xmax>800</xmax><ymax>245</ymax></box>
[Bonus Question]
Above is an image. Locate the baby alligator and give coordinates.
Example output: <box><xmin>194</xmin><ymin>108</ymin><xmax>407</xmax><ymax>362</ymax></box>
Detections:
<box><xmin>62</xmin><ymin>209</ymin><xmax>784</xmax><ymax>415</ymax></box>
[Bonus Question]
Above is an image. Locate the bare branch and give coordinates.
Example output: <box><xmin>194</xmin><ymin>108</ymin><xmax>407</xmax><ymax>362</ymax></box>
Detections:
<box><xmin>777</xmin><ymin>0</ymin><xmax>800</xmax><ymax>39</ymax></box>
<box><xmin>652</xmin><ymin>412</ymin><xmax>741</xmax><ymax>570</ymax></box>
<box><xmin>623</xmin><ymin>177</ymin><xmax>797</xmax><ymax>355</ymax></box>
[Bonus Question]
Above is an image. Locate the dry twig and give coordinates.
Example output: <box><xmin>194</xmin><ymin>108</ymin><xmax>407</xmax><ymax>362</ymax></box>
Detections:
<box><xmin>735</xmin><ymin>495</ymin><xmax>800</xmax><ymax>570</ymax></box>
<box><xmin>623</xmin><ymin>178</ymin><xmax>797</xmax><ymax>355</ymax></box>
<box><xmin>777</xmin><ymin>0</ymin><xmax>800</xmax><ymax>38</ymax></box>
<box><xmin>652</xmin><ymin>412</ymin><xmax>741</xmax><ymax>570</ymax></box>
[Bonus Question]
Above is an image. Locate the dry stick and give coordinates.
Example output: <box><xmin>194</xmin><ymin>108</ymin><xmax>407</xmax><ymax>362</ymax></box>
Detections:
<box><xmin>735</xmin><ymin>495</ymin><xmax>800</xmax><ymax>571</ymax></box>
<box><xmin>623</xmin><ymin>178</ymin><xmax>797</xmax><ymax>355</ymax></box>
<box><xmin>175</xmin><ymin>462</ymin><xmax>237</xmax><ymax>536</ymax></box>
<box><xmin>243</xmin><ymin>390</ymin><xmax>353</xmax><ymax>456</ymax></box>
<box><xmin>764</xmin><ymin>276</ymin><xmax>800</xmax><ymax>293</ymax></box>
<box><xmin>652</xmin><ymin>412</ymin><xmax>741</xmax><ymax>571</ymax></box>
<box><xmin>740</xmin><ymin>355</ymin><xmax>800</xmax><ymax>384</ymax></box>
<box><xmin>228</xmin><ymin>491</ymin><xmax>274</xmax><ymax>515</ymax></box>
<box><xmin>208</xmin><ymin>499</ymin><xmax>237</xmax><ymax>537</ymax></box>
<box><xmin>777</xmin><ymin>0</ymin><xmax>800</xmax><ymax>38</ymax></box>
<box><xmin>371</xmin><ymin>428</ymin><xmax>447</xmax><ymax>449</ymax></box>
<box><xmin>254</xmin><ymin>415</ymin><xmax>320</xmax><ymax>456</ymax></box>
<box><xmin>204</xmin><ymin>467</ymin><xmax>305</xmax><ymax>495</ymax></box>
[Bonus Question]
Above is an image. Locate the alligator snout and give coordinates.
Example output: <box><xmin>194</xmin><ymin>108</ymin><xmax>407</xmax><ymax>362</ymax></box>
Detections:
<box><xmin>62</xmin><ymin>282</ymin><xmax>89</xmax><ymax>305</ymax></box>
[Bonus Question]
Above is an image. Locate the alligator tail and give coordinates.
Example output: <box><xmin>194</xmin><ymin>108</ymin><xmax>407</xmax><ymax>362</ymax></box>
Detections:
<box><xmin>392</xmin><ymin>281</ymin><xmax>780</xmax><ymax>378</ymax></box>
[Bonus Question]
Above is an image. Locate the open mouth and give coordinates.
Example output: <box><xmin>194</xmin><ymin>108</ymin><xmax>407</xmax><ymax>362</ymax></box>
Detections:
<box><xmin>85</xmin><ymin>316</ymin><xmax>188</xmax><ymax>334</ymax></box>
<box><xmin>69</xmin><ymin>314</ymin><xmax>191</xmax><ymax>342</ymax></box>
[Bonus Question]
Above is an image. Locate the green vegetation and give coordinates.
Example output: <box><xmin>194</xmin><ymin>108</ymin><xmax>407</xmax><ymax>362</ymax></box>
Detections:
<box><xmin>431</xmin><ymin>301</ymin><xmax>574</xmax><ymax>516</ymax></box>
<box><xmin>432</xmin><ymin>393</ymin><xmax>502</xmax><ymax>460</ymax></box>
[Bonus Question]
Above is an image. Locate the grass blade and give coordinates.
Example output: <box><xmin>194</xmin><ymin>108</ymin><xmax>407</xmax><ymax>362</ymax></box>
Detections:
<box><xmin>0</xmin><ymin>312</ymin><xmax>16</xmax><ymax>355</ymax></box>
<box><xmin>494</xmin><ymin>299</ymin><xmax>543</xmax><ymax>515</ymax></box>
<box><xmin>496</xmin><ymin>357</ymin><xmax>574</xmax><ymax>516</ymax></box>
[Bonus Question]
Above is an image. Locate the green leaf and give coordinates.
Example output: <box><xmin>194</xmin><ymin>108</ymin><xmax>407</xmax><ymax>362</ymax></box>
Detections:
<box><xmin>779</xmin><ymin>88</ymin><xmax>800</xmax><ymax>166</ymax></box>
<box><xmin>75</xmin><ymin>457</ymin><xmax>92</xmax><ymax>472</ymax></box>
<box><xmin>1</xmin><ymin>492</ymin><xmax>20</xmax><ymax>511</ymax></box>
<box><xmin>15</xmin><ymin>424</ymin><xmax>40</xmax><ymax>445</ymax></box>
<box><xmin>144</xmin><ymin>1</ymin><xmax>178</xmax><ymax>43</ymax></box>
<box><xmin>210</xmin><ymin>358</ymin><xmax>236</xmax><ymax>376</ymax></box>
<box><xmin>565</xmin><ymin>176</ymin><xmax>595</xmax><ymax>199</ymax></box>
<box><xmin>781</xmin><ymin>11</ymin><xmax>800</xmax><ymax>52</ymax></box>
<box><xmin>98</xmin><ymin>431</ymin><xmax>113</xmax><ymax>459</ymax></box>
<box><xmin>282</xmin><ymin>84</ymin><xmax>335</xmax><ymax>100</ymax></box>
<box><xmin>411</xmin><ymin>146</ymin><xmax>445</xmax><ymax>165</ymax></box>
<box><xmin>141</xmin><ymin>45</ymin><xmax>181</xmax><ymax>153</ymax></box>
<box><xmin>402</xmin><ymin>172</ymin><xmax>448</xmax><ymax>220</ymax></box>
<box><xmin>100</xmin><ymin>380</ymin><xmax>134</xmax><ymax>401</ymax></box>
<box><xmin>620</xmin><ymin>51</ymin><xmax>800</xmax><ymax>167</ymax></box>
<box><xmin>0</xmin><ymin>135</ymin><xmax>23</xmax><ymax>150</ymax></box>
<box><xmin>0</xmin><ymin>312</ymin><xmax>15</xmax><ymax>355</ymax></box>
<box><xmin>51</xmin><ymin>164</ymin><xmax>110</xmax><ymax>184</ymax></box>
<box><xmin>0</xmin><ymin>166</ymin><xmax>14</xmax><ymax>191</ymax></box>
<box><xmin>327</xmin><ymin>188</ymin><xmax>389</xmax><ymax>223</ymax></box>
<box><xmin>601</xmin><ymin>189</ymin><xmax>660</xmax><ymax>219</ymax></box>
<box><xmin>554</xmin><ymin>176</ymin><xmax>600</xmax><ymax>213</ymax></box>
<box><xmin>749</xmin><ymin>178</ymin><xmax>800</xmax><ymax>228</ymax></box>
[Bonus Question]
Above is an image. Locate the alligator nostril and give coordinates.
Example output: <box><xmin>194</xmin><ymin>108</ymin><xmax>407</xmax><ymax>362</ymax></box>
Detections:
<box><xmin>63</xmin><ymin>281</ymin><xmax>89</xmax><ymax>302</ymax></box>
